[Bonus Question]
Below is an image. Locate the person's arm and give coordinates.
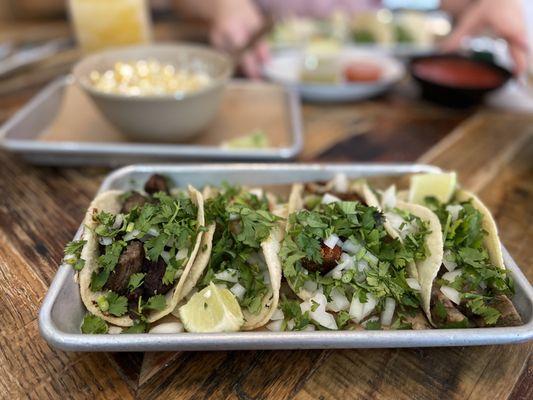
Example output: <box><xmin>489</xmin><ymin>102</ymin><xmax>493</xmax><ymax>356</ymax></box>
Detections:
<box><xmin>441</xmin><ymin>0</ymin><xmax>528</xmax><ymax>74</ymax></box>
<box><xmin>173</xmin><ymin>0</ymin><xmax>269</xmax><ymax>78</ymax></box>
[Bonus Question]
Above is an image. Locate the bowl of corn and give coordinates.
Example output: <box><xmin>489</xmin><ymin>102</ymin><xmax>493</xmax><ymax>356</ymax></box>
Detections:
<box><xmin>73</xmin><ymin>43</ymin><xmax>233</xmax><ymax>141</ymax></box>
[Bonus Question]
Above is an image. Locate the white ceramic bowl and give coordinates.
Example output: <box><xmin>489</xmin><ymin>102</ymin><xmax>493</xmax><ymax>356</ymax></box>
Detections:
<box><xmin>263</xmin><ymin>47</ymin><xmax>405</xmax><ymax>102</ymax></box>
<box><xmin>73</xmin><ymin>43</ymin><xmax>233</xmax><ymax>142</ymax></box>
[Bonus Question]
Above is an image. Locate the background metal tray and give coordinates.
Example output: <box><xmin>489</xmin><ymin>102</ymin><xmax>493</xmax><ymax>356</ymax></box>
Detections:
<box><xmin>39</xmin><ymin>163</ymin><xmax>533</xmax><ymax>351</ymax></box>
<box><xmin>0</xmin><ymin>77</ymin><xmax>303</xmax><ymax>166</ymax></box>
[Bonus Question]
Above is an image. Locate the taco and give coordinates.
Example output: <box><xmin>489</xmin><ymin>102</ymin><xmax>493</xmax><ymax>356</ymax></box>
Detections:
<box><xmin>409</xmin><ymin>175</ymin><xmax>522</xmax><ymax>328</ymax></box>
<box><xmin>64</xmin><ymin>174</ymin><xmax>206</xmax><ymax>330</ymax></box>
<box><xmin>176</xmin><ymin>184</ymin><xmax>283</xmax><ymax>331</ymax></box>
<box><xmin>279</xmin><ymin>178</ymin><xmax>436</xmax><ymax>330</ymax></box>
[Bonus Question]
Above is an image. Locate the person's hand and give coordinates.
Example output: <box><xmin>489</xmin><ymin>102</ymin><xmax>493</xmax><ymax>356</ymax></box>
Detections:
<box><xmin>441</xmin><ymin>0</ymin><xmax>528</xmax><ymax>74</ymax></box>
<box><xmin>209</xmin><ymin>0</ymin><xmax>269</xmax><ymax>78</ymax></box>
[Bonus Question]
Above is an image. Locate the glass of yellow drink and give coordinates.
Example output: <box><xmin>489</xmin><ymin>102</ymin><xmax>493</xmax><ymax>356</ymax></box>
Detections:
<box><xmin>69</xmin><ymin>0</ymin><xmax>152</xmax><ymax>53</ymax></box>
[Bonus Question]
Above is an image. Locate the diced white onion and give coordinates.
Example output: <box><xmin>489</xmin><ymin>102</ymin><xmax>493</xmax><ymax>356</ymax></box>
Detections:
<box><xmin>148</xmin><ymin>227</ymin><xmax>160</xmax><ymax>237</ymax></box>
<box><xmin>270</xmin><ymin>309</ymin><xmax>284</xmax><ymax>321</ymax></box>
<box><xmin>446</xmin><ymin>204</ymin><xmax>463</xmax><ymax>222</ymax></box>
<box><xmin>301</xmin><ymin>292</ymin><xmax>338</xmax><ymax>330</ymax></box>
<box><xmin>303</xmin><ymin>280</ymin><xmax>318</xmax><ymax>294</ymax></box>
<box><xmin>175</xmin><ymin>247</ymin><xmax>188</xmax><ymax>260</ymax></box>
<box><xmin>165</xmin><ymin>238</ymin><xmax>175</xmax><ymax>248</ymax></box>
<box><xmin>112</xmin><ymin>214</ymin><xmax>123</xmax><ymax>229</ymax></box>
<box><xmin>342</xmin><ymin>239</ymin><xmax>363</xmax><ymax>255</ymax></box>
<box><xmin>214</xmin><ymin>269</ymin><xmax>239</xmax><ymax>283</ymax></box>
<box><xmin>442</xmin><ymin>250</ymin><xmax>457</xmax><ymax>271</ymax></box>
<box><xmin>123</xmin><ymin>229</ymin><xmax>140</xmax><ymax>241</ymax></box>
<box><xmin>287</xmin><ymin>319</ymin><xmax>295</xmax><ymax>331</ymax></box>
<box><xmin>327</xmin><ymin>288</ymin><xmax>350</xmax><ymax>312</ymax></box>
<box><xmin>99</xmin><ymin>237</ymin><xmax>113</xmax><ymax>246</ymax></box>
<box><xmin>384</xmin><ymin>211</ymin><xmax>406</xmax><ymax>238</ymax></box>
<box><xmin>363</xmin><ymin>252</ymin><xmax>379</xmax><ymax>266</ymax></box>
<box><xmin>442</xmin><ymin>269</ymin><xmax>462</xmax><ymax>283</ymax></box>
<box><xmin>357</xmin><ymin>259</ymin><xmax>369</xmax><ymax>272</ymax></box>
<box><xmin>322</xmin><ymin>193</ymin><xmax>342</xmax><ymax>204</ymax></box>
<box><xmin>228</xmin><ymin>213</ymin><xmax>239</xmax><ymax>221</ymax></box>
<box><xmin>311</xmin><ymin>310</ymin><xmax>338</xmax><ymax>330</ymax></box>
<box><xmin>324</xmin><ymin>234</ymin><xmax>340</xmax><ymax>249</ymax></box>
<box><xmin>406</xmin><ymin>278</ymin><xmax>421</xmax><ymax>291</ymax></box>
<box><xmin>326</xmin><ymin>255</ymin><xmax>354</xmax><ymax>279</ymax></box>
<box><xmin>230</xmin><ymin>283</ymin><xmax>246</xmax><ymax>300</ymax></box>
<box><xmin>302</xmin><ymin>324</ymin><xmax>316</xmax><ymax>331</ymax></box>
<box><xmin>333</xmin><ymin>173</ymin><xmax>348</xmax><ymax>193</ymax></box>
<box><xmin>149</xmin><ymin>322</ymin><xmax>184</xmax><ymax>334</ymax></box>
<box><xmin>160</xmin><ymin>250</ymin><xmax>170</xmax><ymax>264</ymax></box>
<box><xmin>249</xmin><ymin>188</ymin><xmax>263</xmax><ymax>198</ymax></box>
<box><xmin>380</xmin><ymin>297</ymin><xmax>396</xmax><ymax>326</ymax></box>
<box><xmin>349</xmin><ymin>292</ymin><xmax>377</xmax><ymax>323</ymax></box>
<box><xmin>266</xmin><ymin>319</ymin><xmax>284</xmax><ymax>332</ymax></box>
<box><xmin>440</xmin><ymin>286</ymin><xmax>461</xmax><ymax>305</ymax></box>
<box><xmin>108</xmin><ymin>326</ymin><xmax>123</xmax><ymax>334</ymax></box>
<box><xmin>381</xmin><ymin>185</ymin><xmax>397</xmax><ymax>210</ymax></box>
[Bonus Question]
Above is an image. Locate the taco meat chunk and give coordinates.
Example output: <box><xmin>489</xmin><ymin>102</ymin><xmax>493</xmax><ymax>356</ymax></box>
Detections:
<box><xmin>143</xmin><ymin>257</ymin><xmax>173</xmax><ymax>296</ymax></box>
<box><xmin>303</xmin><ymin>244</ymin><xmax>342</xmax><ymax>274</ymax></box>
<box><xmin>144</xmin><ymin>174</ymin><xmax>169</xmax><ymax>195</ymax></box>
<box><xmin>121</xmin><ymin>192</ymin><xmax>148</xmax><ymax>214</ymax></box>
<box><xmin>104</xmin><ymin>240</ymin><xmax>144</xmax><ymax>294</ymax></box>
<box><xmin>431</xmin><ymin>287</ymin><xmax>468</xmax><ymax>326</ymax></box>
<box><xmin>470</xmin><ymin>295</ymin><xmax>522</xmax><ymax>327</ymax></box>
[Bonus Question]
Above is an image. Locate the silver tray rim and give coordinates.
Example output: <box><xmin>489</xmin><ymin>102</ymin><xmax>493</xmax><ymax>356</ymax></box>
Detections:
<box><xmin>0</xmin><ymin>77</ymin><xmax>303</xmax><ymax>162</ymax></box>
<box><xmin>39</xmin><ymin>163</ymin><xmax>533</xmax><ymax>351</ymax></box>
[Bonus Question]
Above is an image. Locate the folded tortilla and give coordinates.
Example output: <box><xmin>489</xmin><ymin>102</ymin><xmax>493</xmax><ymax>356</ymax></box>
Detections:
<box><xmin>173</xmin><ymin>186</ymin><xmax>283</xmax><ymax>330</ymax></box>
<box><xmin>79</xmin><ymin>186</ymin><xmax>205</xmax><ymax>327</ymax></box>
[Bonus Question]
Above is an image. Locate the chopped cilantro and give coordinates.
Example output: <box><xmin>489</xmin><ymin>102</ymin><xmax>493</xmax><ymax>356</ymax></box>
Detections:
<box><xmin>63</xmin><ymin>240</ymin><xmax>86</xmax><ymax>271</ymax></box>
<box><xmin>280</xmin><ymin>299</ymin><xmax>311</xmax><ymax>331</ymax></box>
<box><xmin>364</xmin><ymin>320</ymin><xmax>382</xmax><ymax>330</ymax></box>
<box><xmin>123</xmin><ymin>320</ymin><xmax>148</xmax><ymax>334</ymax></box>
<box><xmin>81</xmin><ymin>314</ymin><xmax>108</xmax><ymax>334</ymax></box>
<box><xmin>106</xmin><ymin>292</ymin><xmax>128</xmax><ymax>317</ymax></box>
<box><xmin>424</xmin><ymin>196</ymin><xmax>514</xmax><ymax>324</ymax></box>
<box><xmin>128</xmin><ymin>273</ymin><xmax>145</xmax><ymax>292</ymax></box>
<box><xmin>144</xmin><ymin>294</ymin><xmax>167</xmax><ymax>311</ymax></box>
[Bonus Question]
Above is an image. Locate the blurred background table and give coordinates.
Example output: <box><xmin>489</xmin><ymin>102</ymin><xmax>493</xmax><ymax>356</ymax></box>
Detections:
<box><xmin>0</xmin><ymin>20</ymin><xmax>531</xmax><ymax>399</ymax></box>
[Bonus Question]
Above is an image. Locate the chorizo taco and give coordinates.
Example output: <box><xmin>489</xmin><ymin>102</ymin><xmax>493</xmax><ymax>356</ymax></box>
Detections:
<box><xmin>65</xmin><ymin>174</ymin><xmax>207</xmax><ymax>330</ymax></box>
<box><xmin>176</xmin><ymin>184</ymin><xmax>283</xmax><ymax>331</ymax></box>
<box><xmin>279</xmin><ymin>177</ymin><xmax>436</xmax><ymax>330</ymax></box>
<box><xmin>408</xmin><ymin>173</ymin><xmax>522</xmax><ymax>328</ymax></box>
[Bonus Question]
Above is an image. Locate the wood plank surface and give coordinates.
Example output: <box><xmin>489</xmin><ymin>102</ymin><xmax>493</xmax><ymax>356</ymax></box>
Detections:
<box><xmin>0</xmin><ymin>20</ymin><xmax>532</xmax><ymax>400</ymax></box>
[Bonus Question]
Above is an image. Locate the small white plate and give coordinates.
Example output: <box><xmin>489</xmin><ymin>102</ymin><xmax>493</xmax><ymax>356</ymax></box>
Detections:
<box><xmin>263</xmin><ymin>47</ymin><xmax>405</xmax><ymax>102</ymax></box>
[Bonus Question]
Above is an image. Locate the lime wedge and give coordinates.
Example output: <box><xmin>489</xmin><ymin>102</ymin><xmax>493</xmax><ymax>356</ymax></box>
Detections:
<box><xmin>179</xmin><ymin>282</ymin><xmax>244</xmax><ymax>333</ymax></box>
<box><xmin>408</xmin><ymin>172</ymin><xmax>457</xmax><ymax>205</ymax></box>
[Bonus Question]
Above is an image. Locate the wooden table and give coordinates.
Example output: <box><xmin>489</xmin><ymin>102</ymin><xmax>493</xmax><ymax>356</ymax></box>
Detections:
<box><xmin>0</xmin><ymin>20</ymin><xmax>532</xmax><ymax>400</ymax></box>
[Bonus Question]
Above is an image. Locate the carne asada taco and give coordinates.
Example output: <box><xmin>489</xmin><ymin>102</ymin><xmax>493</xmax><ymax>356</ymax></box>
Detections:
<box><xmin>408</xmin><ymin>173</ymin><xmax>522</xmax><ymax>328</ymax></box>
<box><xmin>67</xmin><ymin>174</ymin><xmax>206</xmax><ymax>329</ymax></box>
<box><xmin>177</xmin><ymin>184</ymin><xmax>283</xmax><ymax>331</ymax></box>
<box><xmin>279</xmin><ymin>180</ymin><xmax>434</xmax><ymax>330</ymax></box>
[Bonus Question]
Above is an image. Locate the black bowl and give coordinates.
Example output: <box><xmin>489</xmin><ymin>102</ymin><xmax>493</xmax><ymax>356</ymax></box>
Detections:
<box><xmin>409</xmin><ymin>54</ymin><xmax>512</xmax><ymax>108</ymax></box>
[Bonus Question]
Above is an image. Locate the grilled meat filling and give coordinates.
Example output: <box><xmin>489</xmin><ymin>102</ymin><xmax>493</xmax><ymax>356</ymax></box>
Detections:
<box><xmin>103</xmin><ymin>240</ymin><xmax>144</xmax><ymax>294</ymax></box>
<box><xmin>303</xmin><ymin>244</ymin><xmax>342</xmax><ymax>274</ymax></box>
<box><xmin>144</xmin><ymin>174</ymin><xmax>169</xmax><ymax>195</ymax></box>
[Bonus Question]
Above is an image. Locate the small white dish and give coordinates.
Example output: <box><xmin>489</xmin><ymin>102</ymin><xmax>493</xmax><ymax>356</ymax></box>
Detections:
<box><xmin>263</xmin><ymin>47</ymin><xmax>405</xmax><ymax>102</ymax></box>
<box><xmin>73</xmin><ymin>43</ymin><xmax>233</xmax><ymax>142</ymax></box>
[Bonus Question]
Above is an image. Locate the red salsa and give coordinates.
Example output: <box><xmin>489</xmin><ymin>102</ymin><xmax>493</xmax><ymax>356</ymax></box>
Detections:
<box><xmin>413</xmin><ymin>58</ymin><xmax>505</xmax><ymax>89</ymax></box>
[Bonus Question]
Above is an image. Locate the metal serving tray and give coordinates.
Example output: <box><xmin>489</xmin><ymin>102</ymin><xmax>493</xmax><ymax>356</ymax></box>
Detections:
<box><xmin>39</xmin><ymin>163</ymin><xmax>533</xmax><ymax>351</ymax></box>
<box><xmin>0</xmin><ymin>77</ymin><xmax>303</xmax><ymax>166</ymax></box>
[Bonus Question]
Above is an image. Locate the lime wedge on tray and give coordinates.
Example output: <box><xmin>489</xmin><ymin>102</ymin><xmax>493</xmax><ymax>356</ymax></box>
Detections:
<box><xmin>179</xmin><ymin>282</ymin><xmax>244</xmax><ymax>333</ymax></box>
<box><xmin>408</xmin><ymin>172</ymin><xmax>457</xmax><ymax>204</ymax></box>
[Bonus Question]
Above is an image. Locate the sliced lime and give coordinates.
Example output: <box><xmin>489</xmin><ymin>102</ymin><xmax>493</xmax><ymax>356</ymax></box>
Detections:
<box><xmin>408</xmin><ymin>172</ymin><xmax>457</xmax><ymax>205</ymax></box>
<box><xmin>179</xmin><ymin>282</ymin><xmax>244</xmax><ymax>333</ymax></box>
